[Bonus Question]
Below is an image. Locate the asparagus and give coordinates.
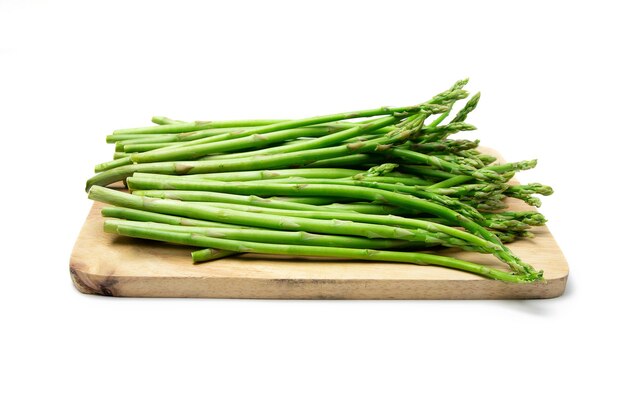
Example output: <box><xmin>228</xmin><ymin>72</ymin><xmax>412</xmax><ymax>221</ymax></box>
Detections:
<box><xmin>94</xmin><ymin>157</ymin><xmax>135</xmax><ymax>173</ymax></box>
<box><xmin>192</xmin><ymin>248</ymin><xmax>238</xmax><ymax>263</ymax></box>
<box><xmin>400</xmin><ymin>165</ymin><xmax>456</xmax><ymax>179</ymax></box>
<box><xmin>117</xmin><ymin>123</ymin><xmax>386</xmax><ymax>151</ymax></box>
<box><xmin>407</xmin><ymin>139</ymin><xmax>480</xmax><ymax>154</ymax></box>
<box><xmin>118</xmin><ymin>179</ymin><xmax>541</xmax><ymax>278</ymax></box>
<box><xmin>90</xmin><ymin>186</ymin><xmax>454</xmax><ymax>245</ymax></box>
<box><xmin>97</xmin><ymin>125</ymin><xmax>347</xmax><ymax>172</ymax></box>
<box><xmin>152</xmin><ymin>116</ymin><xmax>186</xmax><ymax>125</ymax></box>
<box><xmin>485</xmin><ymin>211</ymin><xmax>547</xmax><ymax>226</ymax></box>
<box><xmin>130</xmin><ymin>188</ymin><xmax>357</xmax><ymax>213</ymax></box>
<box><xmin>503</xmin><ymin>183</ymin><xmax>554</xmax><ymax>207</ymax></box>
<box><xmin>106</xmin><ymin>134</ymin><xmax>178</xmax><ymax>144</ymax></box>
<box><xmin>134</xmin><ymin>188</ymin><xmax>413</xmax><ymax>216</ymax></box>
<box><xmin>152</xmin><ymin>115</ymin><xmax>400</xmax><ymax>162</ymax></box>
<box><xmin>180</xmin><ymin>168</ymin><xmax>366</xmax><ymax>181</ymax></box>
<box><xmin>119</xmin><ymin>81</ymin><xmax>465</xmax><ymax>165</ymax></box>
<box><xmin>390</xmin><ymin>148</ymin><xmax>505</xmax><ymax>182</ymax></box>
<box><xmin>427</xmin><ymin>160</ymin><xmax>538</xmax><ymax>189</ymax></box>
<box><xmin>321</xmin><ymin>203</ymin><xmax>418</xmax><ymax>215</ymax></box>
<box><xmin>85</xmin><ymin>79</ymin><xmax>551</xmax><ymax>283</ymax></box>
<box><xmin>128</xmin><ymin>104</ymin><xmax>446</xmax><ymax>164</ymax></box>
<box><xmin>412</xmin><ymin>122</ymin><xmax>477</xmax><ymax>143</ymax></box>
<box><xmin>450</xmin><ymin>92</ymin><xmax>481</xmax><ymax>123</ymax></box>
<box><xmin>174</xmin><ymin>201</ymin><xmax>498</xmax><ymax>253</ymax></box>
<box><xmin>214</xmin><ymin>177</ymin><xmax>484</xmax><ymax>222</ymax></box>
<box><xmin>85</xmin><ymin>125</ymin><xmax>419</xmax><ymax>189</ymax></box>
<box><xmin>107</xmin><ymin>222</ymin><xmax>527</xmax><ymax>283</ymax></box>
<box><xmin>306</xmin><ymin>154</ymin><xmax>387</xmax><ymax>169</ymax></box>
<box><xmin>101</xmin><ymin>206</ymin><xmax>247</xmax><ymax>228</ymax></box>
<box><xmin>104</xmin><ymin>219</ymin><xmax>417</xmax><ymax>250</ymax></box>
<box><xmin>270</xmin><ymin>196</ymin><xmax>346</xmax><ymax>205</ymax></box>
<box><xmin>123</xmin><ymin>143</ymin><xmax>174</xmax><ymax>153</ymax></box>
<box><xmin>434</xmin><ymin>153</ymin><xmax>486</xmax><ymax>169</ymax></box>
<box><xmin>114</xmin><ymin>119</ymin><xmax>289</xmax><ymax>135</ymax></box>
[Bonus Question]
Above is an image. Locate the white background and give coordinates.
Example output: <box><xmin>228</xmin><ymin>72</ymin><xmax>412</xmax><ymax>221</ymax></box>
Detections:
<box><xmin>1</xmin><ymin>1</ymin><xmax>624</xmax><ymax>415</ymax></box>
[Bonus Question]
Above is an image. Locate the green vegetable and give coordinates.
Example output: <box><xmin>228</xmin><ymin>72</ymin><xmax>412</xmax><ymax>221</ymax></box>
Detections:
<box><xmin>85</xmin><ymin>79</ymin><xmax>552</xmax><ymax>283</ymax></box>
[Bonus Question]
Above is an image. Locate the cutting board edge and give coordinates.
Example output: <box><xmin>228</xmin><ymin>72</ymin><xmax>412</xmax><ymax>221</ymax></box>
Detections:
<box><xmin>69</xmin><ymin>260</ymin><xmax>568</xmax><ymax>300</ymax></box>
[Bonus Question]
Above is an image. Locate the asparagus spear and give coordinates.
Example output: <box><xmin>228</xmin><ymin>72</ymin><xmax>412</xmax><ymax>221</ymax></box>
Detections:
<box><xmin>390</xmin><ymin>148</ymin><xmax>505</xmax><ymax>182</ymax></box>
<box><xmin>306</xmin><ymin>154</ymin><xmax>387</xmax><ymax>169</ymax></box>
<box><xmin>96</xmin><ymin>125</ymin><xmax>346</xmax><ymax>172</ymax></box>
<box><xmin>412</xmin><ymin>122</ymin><xmax>477</xmax><ymax>143</ymax></box>
<box><xmin>106</xmin><ymin>134</ymin><xmax>178</xmax><ymax>144</ymax></box>
<box><xmin>90</xmin><ymin>186</ymin><xmax>452</xmax><ymax>245</ymax></box>
<box><xmin>84</xmin><ymin>126</ymin><xmax>416</xmax><ymax>189</ymax></box>
<box><xmin>180</xmin><ymin>168</ymin><xmax>365</xmax><ymax>181</ymax></box>
<box><xmin>114</xmin><ymin>119</ymin><xmax>289</xmax><ymax>135</ymax></box>
<box><xmin>104</xmin><ymin>219</ymin><xmax>417</xmax><ymax>250</ymax></box>
<box><xmin>407</xmin><ymin>139</ymin><xmax>480</xmax><ymax>154</ymax></box>
<box><xmin>503</xmin><ymin>183</ymin><xmax>554</xmax><ymax>207</ymax></box>
<box><xmin>117</xmin><ymin>179</ymin><xmax>540</xmax><ymax>278</ymax></box>
<box><xmin>123</xmin><ymin>81</ymin><xmax>465</xmax><ymax>164</ymax></box>
<box><xmin>191</xmin><ymin>248</ymin><xmax>238</xmax><ymax>263</ymax></box>
<box><xmin>151</xmin><ymin>116</ymin><xmax>186</xmax><ymax>125</ymax></box>
<box><xmin>107</xmin><ymin>222</ymin><xmax>527</xmax><ymax>283</ymax></box>
<box><xmin>128</xmin><ymin>104</ymin><xmax>445</xmax><ymax>164</ymax></box>
<box><xmin>450</xmin><ymin>92</ymin><xmax>481</xmax><ymax>123</ymax></box>
<box><xmin>130</xmin><ymin>188</ymin><xmax>356</xmax><ymax>213</ymax></box>
<box><xmin>204</xmin><ymin>176</ymin><xmax>485</xmax><ymax>222</ymax></box>
<box><xmin>427</xmin><ymin>160</ymin><xmax>538</xmax><ymax>189</ymax></box>
<box><xmin>170</xmin><ymin>201</ymin><xmax>498</xmax><ymax>253</ymax></box>
<box><xmin>101</xmin><ymin>206</ymin><xmax>246</xmax><ymax>227</ymax></box>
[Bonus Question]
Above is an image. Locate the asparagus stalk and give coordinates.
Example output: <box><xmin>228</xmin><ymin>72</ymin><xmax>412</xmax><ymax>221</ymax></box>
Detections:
<box><xmin>130</xmin><ymin>188</ymin><xmax>356</xmax><ymax>213</ymax></box>
<box><xmin>106</xmin><ymin>134</ymin><xmax>178</xmax><ymax>144</ymax></box>
<box><xmin>306</xmin><ymin>154</ymin><xmax>387</xmax><ymax>169</ymax></box>
<box><xmin>390</xmin><ymin>148</ymin><xmax>505</xmax><ymax>182</ymax></box>
<box><xmin>107</xmin><ymin>222</ymin><xmax>527</xmax><ymax>283</ymax></box>
<box><xmin>134</xmin><ymin>189</ymin><xmax>413</xmax><ymax>215</ymax></box>
<box><xmin>412</xmin><ymin>122</ymin><xmax>477</xmax><ymax>143</ymax></box>
<box><xmin>123</xmin><ymin>80</ymin><xmax>465</xmax><ymax>164</ymax></box>
<box><xmin>114</xmin><ymin>119</ymin><xmax>289</xmax><ymax>135</ymax></box>
<box><xmin>101</xmin><ymin>206</ymin><xmax>247</xmax><ymax>228</ymax></box>
<box><xmin>123</xmin><ymin>143</ymin><xmax>174</xmax><ymax>153</ymax></box>
<box><xmin>407</xmin><ymin>139</ymin><xmax>480</xmax><ymax>154</ymax></box>
<box><xmin>503</xmin><ymin>183</ymin><xmax>554</xmax><ymax>207</ymax></box>
<box><xmin>116</xmin><ymin>123</ymin><xmax>384</xmax><ymax>150</ymax></box>
<box><xmin>450</xmin><ymin>92</ymin><xmax>481</xmax><ymax>123</ymax></box>
<box><xmin>173</xmin><ymin>201</ymin><xmax>498</xmax><ymax>253</ymax></box>
<box><xmin>191</xmin><ymin>248</ymin><xmax>238</xmax><ymax>262</ymax></box>
<box><xmin>96</xmin><ymin>125</ymin><xmax>346</xmax><ymax>172</ymax></box>
<box><xmin>427</xmin><ymin>160</ymin><xmax>538</xmax><ymax>189</ymax></box>
<box><xmin>151</xmin><ymin>116</ymin><xmax>186</xmax><ymax>125</ymax></box>
<box><xmin>90</xmin><ymin>186</ymin><xmax>453</xmax><ymax>245</ymax></box>
<box><xmin>267</xmin><ymin>196</ymin><xmax>346</xmax><ymax>205</ymax></box>
<box><xmin>104</xmin><ymin>219</ymin><xmax>417</xmax><ymax>250</ymax></box>
<box><xmin>321</xmin><ymin>203</ymin><xmax>417</xmax><ymax>215</ymax></box>
<box><xmin>118</xmin><ymin>179</ymin><xmax>540</xmax><ymax>278</ymax></box>
<box><xmin>485</xmin><ymin>211</ymin><xmax>547</xmax><ymax>226</ymax></box>
<box><xmin>128</xmin><ymin>104</ymin><xmax>445</xmax><ymax>164</ymax></box>
<box><xmin>85</xmin><ymin>126</ymin><xmax>417</xmax><ymax>189</ymax></box>
<box><xmin>214</xmin><ymin>176</ymin><xmax>484</xmax><ymax>222</ymax></box>
<box><xmin>178</xmin><ymin>168</ymin><xmax>365</xmax><ymax>181</ymax></box>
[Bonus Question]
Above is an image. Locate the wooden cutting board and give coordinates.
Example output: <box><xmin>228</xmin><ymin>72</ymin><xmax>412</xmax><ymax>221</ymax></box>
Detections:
<box><xmin>70</xmin><ymin>158</ymin><xmax>568</xmax><ymax>299</ymax></box>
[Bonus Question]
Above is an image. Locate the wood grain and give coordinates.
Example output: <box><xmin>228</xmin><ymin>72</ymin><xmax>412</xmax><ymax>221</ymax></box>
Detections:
<box><xmin>70</xmin><ymin>152</ymin><xmax>568</xmax><ymax>299</ymax></box>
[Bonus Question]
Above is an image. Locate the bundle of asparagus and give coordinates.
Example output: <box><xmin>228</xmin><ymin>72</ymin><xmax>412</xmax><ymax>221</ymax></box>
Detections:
<box><xmin>85</xmin><ymin>80</ymin><xmax>553</xmax><ymax>283</ymax></box>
